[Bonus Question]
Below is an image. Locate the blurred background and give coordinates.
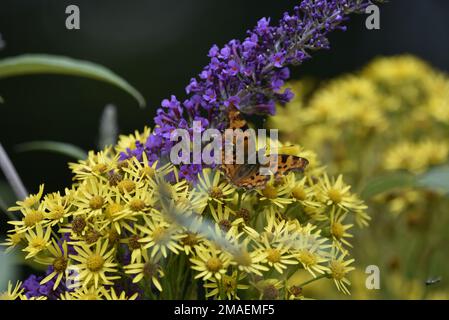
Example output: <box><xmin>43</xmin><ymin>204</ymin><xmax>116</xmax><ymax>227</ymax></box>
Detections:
<box><xmin>1</xmin><ymin>0</ymin><xmax>449</xmax><ymax>298</ymax></box>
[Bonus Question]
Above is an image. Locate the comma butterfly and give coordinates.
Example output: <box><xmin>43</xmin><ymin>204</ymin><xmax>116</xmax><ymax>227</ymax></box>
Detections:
<box><xmin>220</xmin><ymin>106</ymin><xmax>308</xmax><ymax>189</ymax></box>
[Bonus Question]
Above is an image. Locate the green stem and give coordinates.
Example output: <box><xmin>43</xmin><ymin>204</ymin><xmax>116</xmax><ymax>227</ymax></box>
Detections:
<box><xmin>297</xmin><ymin>274</ymin><xmax>328</xmax><ymax>288</ymax></box>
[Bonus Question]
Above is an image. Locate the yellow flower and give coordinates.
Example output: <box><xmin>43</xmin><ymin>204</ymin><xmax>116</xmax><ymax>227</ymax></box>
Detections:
<box><xmin>69</xmin><ymin>239</ymin><xmax>119</xmax><ymax>288</ymax></box>
<box><xmin>179</xmin><ymin>232</ymin><xmax>203</xmax><ymax>255</ymax></box>
<box><xmin>209</xmin><ymin>203</ymin><xmax>243</xmax><ymax>234</ymax></box>
<box><xmin>9</xmin><ymin>184</ymin><xmax>44</xmax><ymax>211</ymax></box>
<box><xmin>120</xmin><ymin>225</ymin><xmax>147</xmax><ymax>263</ymax></box>
<box><xmin>1</xmin><ymin>228</ymin><xmax>24</xmax><ymax>252</ymax></box>
<box><xmin>72</xmin><ymin>177</ymin><xmax>112</xmax><ymax>219</ymax></box>
<box><xmin>8</xmin><ymin>205</ymin><xmax>47</xmax><ymax>234</ymax></box>
<box><xmin>124</xmin><ymin>249</ymin><xmax>164</xmax><ymax>291</ymax></box>
<box><xmin>257</xmin><ymin>181</ymin><xmax>293</xmax><ymax>209</ymax></box>
<box><xmin>193</xmin><ymin>168</ymin><xmax>236</xmax><ymax>205</ymax></box>
<box><xmin>42</xmin><ymin>190</ymin><xmax>73</xmax><ymax>226</ymax></box>
<box><xmin>37</xmin><ymin>239</ymin><xmax>69</xmax><ymax>290</ymax></box>
<box><xmin>0</xmin><ymin>281</ymin><xmax>24</xmax><ymax>300</ymax></box>
<box><xmin>286</xmin><ymin>174</ymin><xmax>322</xmax><ymax>210</ymax></box>
<box><xmin>204</xmin><ymin>271</ymin><xmax>248</xmax><ymax>300</ymax></box>
<box><xmin>329</xmin><ymin>207</ymin><xmax>353</xmax><ymax>248</ymax></box>
<box><xmin>328</xmin><ymin>250</ymin><xmax>355</xmax><ymax>295</ymax></box>
<box><xmin>230</xmin><ymin>240</ymin><xmax>268</xmax><ymax>276</ymax></box>
<box><xmin>69</xmin><ymin>149</ymin><xmax>116</xmax><ymax>181</ymax></box>
<box><xmin>101</xmin><ymin>287</ymin><xmax>139</xmax><ymax>300</ymax></box>
<box><xmin>23</xmin><ymin>224</ymin><xmax>52</xmax><ymax>259</ymax></box>
<box><xmin>115</xmin><ymin>126</ymin><xmax>151</xmax><ymax>154</ymax></box>
<box><xmin>257</xmin><ymin>234</ymin><xmax>298</xmax><ymax>274</ymax></box>
<box><xmin>123</xmin><ymin>152</ymin><xmax>174</xmax><ymax>183</ymax></box>
<box><xmin>317</xmin><ymin>174</ymin><xmax>366</xmax><ymax>212</ymax></box>
<box><xmin>252</xmin><ymin>278</ymin><xmax>284</xmax><ymax>300</ymax></box>
<box><xmin>137</xmin><ymin>216</ymin><xmax>183</xmax><ymax>258</ymax></box>
<box><xmin>190</xmin><ymin>245</ymin><xmax>231</xmax><ymax>281</ymax></box>
<box><xmin>60</xmin><ymin>286</ymin><xmax>104</xmax><ymax>300</ymax></box>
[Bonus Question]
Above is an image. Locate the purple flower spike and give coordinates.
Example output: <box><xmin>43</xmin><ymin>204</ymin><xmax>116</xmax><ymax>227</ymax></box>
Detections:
<box><xmin>121</xmin><ymin>0</ymin><xmax>377</xmax><ymax>181</ymax></box>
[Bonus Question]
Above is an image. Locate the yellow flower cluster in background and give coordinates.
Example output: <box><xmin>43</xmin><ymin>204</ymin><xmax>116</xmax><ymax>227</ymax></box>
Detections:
<box><xmin>270</xmin><ymin>55</ymin><xmax>449</xmax><ymax>299</ymax></box>
<box><xmin>1</xmin><ymin>127</ymin><xmax>368</xmax><ymax>299</ymax></box>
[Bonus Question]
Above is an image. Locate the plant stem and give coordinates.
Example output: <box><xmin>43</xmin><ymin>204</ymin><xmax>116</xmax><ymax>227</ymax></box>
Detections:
<box><xmin>0</xmin><ymin>142</ymin><xmax>27</xmax><ymax>200</ymax></box>
<box><xmin>297</xmin><ymin>274</ymin><xmax>328</xmax><ymax>288</ymax></box>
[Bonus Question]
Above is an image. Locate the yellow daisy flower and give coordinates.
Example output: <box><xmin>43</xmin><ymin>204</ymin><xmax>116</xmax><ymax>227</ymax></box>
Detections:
<box><xmin>124</xmin><ymin>250</ymin><xmax>164</xmax><ymax>291</ymax></box>
<box><xmin>23</xmin><ymin>224</ymin><xmax>52</xmax><ymax>259</ymax></box>
<box><xmin>101</xmin><ymin>287</ymin><xmax>139</xmax><ymax>300</ymax></box>
<box><xmin>69</xmin><ymin>239</ymin><xmax>119</xmax><ymax>288</ymax></box>
<box><xmin>204</xmin><ymin>271</ymin><xmax>248</xmax><ymax>300</ymax></box>
<box><xmin>0</xmin><ymin>281</ymin><xmax>24</xmax><ymax>300</ymax></box>
<box><xmin>137</xmin><ymin>216</ymin><xmax>183</xmax><ymax>258</ymax></box>
<box><xmin>193</xmin><ymin>168</ymin><xmax>236</xmax><ymax>205</ymax></box>
<box><xmin>190</xmin><ymin>245</ymin><xmax>231</xmax><ymax>281</ymax></box>
<box><xmin>37</xmin><ymin>239</ymin><xmax>69</xmax><ymax>290</ymax></box>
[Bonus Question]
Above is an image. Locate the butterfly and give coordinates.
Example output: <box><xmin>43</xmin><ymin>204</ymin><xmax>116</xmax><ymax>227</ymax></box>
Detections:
<box><xmin>219</xmin><ymin>105</ymin><xmax>309</xmax><ymax>189</ymax></box>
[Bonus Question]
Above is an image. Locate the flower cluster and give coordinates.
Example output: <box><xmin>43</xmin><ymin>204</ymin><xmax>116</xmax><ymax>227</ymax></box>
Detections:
<box><xmin>1</xmin><ymin>0</ymin><xmax>377</xmax><ymax>300</ymax></box>
<box><xmin>269</xmin><ymin>55</ymin><xmax>449</xmax><ymax>299</ymax></box>
<box><xmin>1</xmin><ymin>131</ymin><xmax>368</xmax><ymax>299</ymax></box>
<box><xmin>120</xmin><ymin>0</ymin><xmax>376</xmax><ymax>181</ymax></box>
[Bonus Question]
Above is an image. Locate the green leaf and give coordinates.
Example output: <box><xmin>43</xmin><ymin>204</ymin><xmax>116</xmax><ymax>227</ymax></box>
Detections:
<box><xmin>417</xmin><ymin>165</ymin><xmax>449</xmax><ymax>194</ymax></box>
<box><xmin>15</xmin><ymin>141</ymin><xmax>88</xmax><ymax>160</ymax></box>
<box><xmin>0</xmin><ymin>54</ymin><xmax>145</xmax><ymax>107</ymax></box>
<box><xmin>361</xmin><ymin>172</ymin><xmax>416</xmax><ymax>199</ymax></box>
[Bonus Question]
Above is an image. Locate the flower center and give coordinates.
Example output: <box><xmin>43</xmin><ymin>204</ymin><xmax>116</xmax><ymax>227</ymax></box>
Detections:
<box><xmin>49</xmin><ymin>205</ymin><xmax>65</xmax><ymax>220</ymax></box>
<box><xmin>328</xmin><ymin>188</ymin><xmax>342</xmax><ymax>203</ymax></box>
<box><xmin>142</xmin><ymin>167</ymin><xmax>156</xmax><ymax>179</ymax></box>
<box><xmin>11</xmin><ymin>233</ymin><xmax>23</xmax><ymax>245</ymax></box>
<box><xmin>118</xmin><ymin>180</ymin><xmax>136</xmax><ymax>193</ymax></box>
<box><xmin>152</xmin><ymin>227</ymin><xmax>168</xmax><ymax>244</ymax></box>
<box><xmin>53</xmin><ymin>257</ymin><xmax>68</xmax><ymax>272</ymax></box>
<box><xmin>143</xmin><ymin>262</ymin><xmax>157</xmax><ymax>278</ymax></box>
<box><xmin>236</xmin><ymin>208</ymin><xmax>250</xmax><ymax>223</ymax></box>
<box><xmin>297</xmin><ymin>250</ymin><xmax>317</xmax><ymax>266</ymax></box>
<box><xmin>209</xmin><ymin>186</ymin><xmax>223</xmax><ymax>199</ymax></box>
<box><xmin>129</xmin><ymin>199</ymin><xmax>146</xmax><ymax>212</ymax></box>
<box><xmin>93</xmin><ymin>163</ymin><xmax>108</xmax><ymax>174</ymax></box>
<box><xmin>128</xmin><ymin>235</ymin><xmax>141</xmax><ymax>250</ymax></box>
<box><xmin>330</xmin><ymin>260</ymin><xmax>347</xmax><ymax>280</ymax></box>
<box><xmin>30</xmin><ymin>237</ymin><xmax>47</xmax><ymax>250</ymax></box>
<box><xmin>206</xmin><ymin>257</ymin><xmax>223</xmax><ymax>272</ymax></box>
<box><xmin>289</xmin><ymin>285</ymin><xmax>303</xmax><ymax>297</ymax></box>
<box><xmin>263</xmin><ymin>284</ymin><xmax>279</xmax><ymax>299</ymax></box>
<box><xmin>108</xmin><ymin>171</ymin><xmax>123</xmax><ymax>186</ymax></box>
<box><xmin>331</xmin><ymin>222</ymin><xmax>345</xmax><ymax>239</ymax></box>
<box><xmin>182</xmin><ymin>233</ymin><xmax>198</xmax><ymax>246</ymax></box>
<box><xmin>219</xmin><ymin>219</ymin><xmax>232</xmax><ymax>232</ymax></box>
<box><xmin>24</xmin><ymin>210</ymin><xmax>44</xmax><ymax>227</ymax></box>
<box><xmin>72</xmin><ymin>217</ymin><xmax>86</xmax><ymax>235</ymax></box>
<box><xmin>105</xmin><ymin>203</ymin><xmax>123</xmax><ymax>219</ymax></box>
<box><xmin>108</xmin><ymin>229</ymin><xmax>120</xmax><ymax>243</ymax></box>
<box><xmin>292</xmin><ymin>186</ymin><xmax>307</xmax><ymax>201</ymax></box>
<box><xmin>85</xmin><ymin>230</ymin><xmax>101</xmax><ymax>244</ymax></box>
<box><xmin>262</xmin><ymin>185</ymin><xmax>278</xmax><ymax>199</ymax></box>
<box><xmin>266</xmin><ymin>248</ymin><xmax>281</xmax><ymax>263</ymax></box>
<box><xmin>234</xmin><ymin>251</ymin><xmax>252</xmax><ymax>267</ymax></box>
<box><xmin>89</xmin><ymin>196</ymin><xmax>104</xmax><ymax>210</ymax></box>
<box><xmin>223</xmin><ymin>276</ymin><xmax>237</xmax><ymax>292</ymax></box>
<box><xmin>86</xmin><ymin>254</ymin><xmax>104</xmax><ymax>272</ymax></box>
